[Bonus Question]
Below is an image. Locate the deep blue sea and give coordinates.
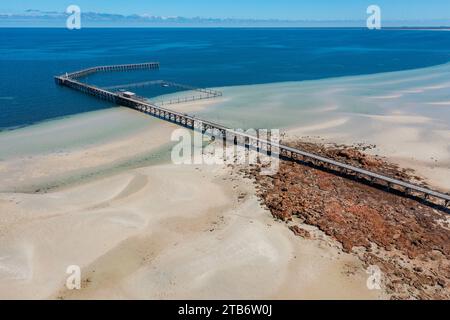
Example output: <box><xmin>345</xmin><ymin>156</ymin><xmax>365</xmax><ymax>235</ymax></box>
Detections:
<box><xmin>0</xmin><ymin>28</ymin><xmax>449</xmax><ymax>130</ymax></box>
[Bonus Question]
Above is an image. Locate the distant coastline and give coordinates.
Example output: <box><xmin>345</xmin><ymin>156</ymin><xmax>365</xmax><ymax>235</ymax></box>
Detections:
<box><xmin>0</xmin><ymin>10</ymin><xmax>448</xmax><ymax>28</ymax></box>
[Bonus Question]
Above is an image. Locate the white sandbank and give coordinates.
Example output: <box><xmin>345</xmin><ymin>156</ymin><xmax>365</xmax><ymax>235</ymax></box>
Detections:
<box><xmin>196</xmin><ymin>63</ymin><xmax>450</xmax><ymax>191</ymax></box>
<box><xmin>1</xmin><ymin>62</ymin><xmax>449</xmax><ymax>299</ymax></box>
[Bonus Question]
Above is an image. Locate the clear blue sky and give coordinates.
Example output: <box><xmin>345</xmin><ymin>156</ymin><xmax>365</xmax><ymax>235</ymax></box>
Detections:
<box><xmin>1</xmin><ymin>0</ymin><xmax>449</xmax><ymax>20</ymax></box>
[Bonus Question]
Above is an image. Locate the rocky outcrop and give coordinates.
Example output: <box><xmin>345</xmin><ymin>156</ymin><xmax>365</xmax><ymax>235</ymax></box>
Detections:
<box><xmin>245</xmin><ymin>141</ymin><xmax>450</xmax><ymax>300</ymax></box>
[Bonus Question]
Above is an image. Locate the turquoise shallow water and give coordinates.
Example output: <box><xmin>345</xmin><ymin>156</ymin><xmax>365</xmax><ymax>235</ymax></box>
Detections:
<box><xmin>194</xmin><ymin>63</ymin><xmax>450</xmax><ymax>130</ymax></box>
<box><xmin>0</xmin><ymin>61</ymin><xmax>448</xmax><ymax>193</ymax></box>
<box><xmin>0</xmin><ymin>108</ymin><xmax>160</xmax><ymax>158</ymax></box>
<box><xmin>0</xmin><ymin>28</ymin><xmax>449</xmax><ymax>130</ymax></box>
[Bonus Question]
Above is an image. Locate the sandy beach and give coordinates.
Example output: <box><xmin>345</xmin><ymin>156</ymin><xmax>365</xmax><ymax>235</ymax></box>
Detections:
<box><xmin>1</xmin><ymin>63</ymin><xmax>449</xmax><ymax>299</ymax></box>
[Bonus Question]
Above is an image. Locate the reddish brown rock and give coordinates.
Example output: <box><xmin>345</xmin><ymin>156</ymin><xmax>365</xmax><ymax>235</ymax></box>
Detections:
<box><xmin>244</xmin><ymin>141</ymin><xmax>450</xmax><ymax>300</ymax></box>
<box><xmin>289</xmin><ymin>225</ymin><xmax>312</xmax><ymax>239</ymax></box>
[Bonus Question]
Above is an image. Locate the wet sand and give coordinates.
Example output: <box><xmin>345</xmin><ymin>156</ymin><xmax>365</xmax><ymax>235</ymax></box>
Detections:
<box><xmin>0</xmin><ymin>113</ymin><xmax>379</xmax><ymax>299</ymax></box>
<box><xmin>0</xmin><ymin>150</ymin><xmax>380</xmax><ymax>299</ymax></box>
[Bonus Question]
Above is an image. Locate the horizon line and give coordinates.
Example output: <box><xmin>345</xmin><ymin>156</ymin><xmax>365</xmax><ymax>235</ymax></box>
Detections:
<box><xmin>1</xmin><ymin>26</ymin><xmax>450</xmax><ymax>29</ymax></box>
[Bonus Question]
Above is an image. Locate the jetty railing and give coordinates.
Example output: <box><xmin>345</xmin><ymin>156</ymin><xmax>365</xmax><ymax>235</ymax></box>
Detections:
<box><xmin>103</xmin><ymin>80</ymin><xmax>223</xmax><ymax>106</ymax></box>
<box><xmin>65</xmin><ymin>62</ymin><xmax>160</xmax><ymax>79</ymax></box>
<box><xmin>54</xmin><ymin>63</ymin><xmax>450</xmax><ymax>210</ymax></box>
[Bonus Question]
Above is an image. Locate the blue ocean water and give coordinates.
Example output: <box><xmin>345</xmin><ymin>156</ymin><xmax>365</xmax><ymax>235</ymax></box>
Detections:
<box><xmin>0</xmin><ymin>28</ymin><xmax>449</xmax><ymax>130</ymax></box>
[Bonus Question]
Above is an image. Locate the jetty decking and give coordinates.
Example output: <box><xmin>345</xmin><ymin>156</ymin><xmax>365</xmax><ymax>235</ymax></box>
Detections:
<box><xmin>54</xmin><ymin>62</ymin><xmax>450</xmax><ymax>210</ymax></box>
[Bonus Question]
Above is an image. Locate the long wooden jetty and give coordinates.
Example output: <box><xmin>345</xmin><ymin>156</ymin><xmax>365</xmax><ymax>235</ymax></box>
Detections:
<box><xmin>55</xmin><ymin>63</ymin><xmax>450</xmax><ymax>210</ymax></box>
